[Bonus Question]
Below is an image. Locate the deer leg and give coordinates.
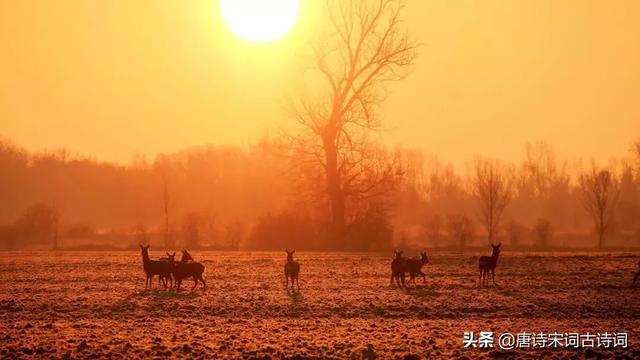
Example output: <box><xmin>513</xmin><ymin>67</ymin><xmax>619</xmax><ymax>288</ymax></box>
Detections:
<box><xmin>492</xmin><ymin>269</ymin><xmax>496</xmax><ymax>285</ymax></box>
<box><xmin>634</xmin><ymin>272</ymin><xmax>639</xmax><ymax>285</ymax></box>
<box><xmin>199</xmin><ymin>275</ymin><xmax>206</xmax><ymax>290</ymax></box>
<box><xmin>478</xmin><ymin>269</ymin><xmax>482</xmax><ymax>285</ymax></box>
<box><xmin>295</xmin><ymin>277</ymin><xmax>300</xmax><ymax>291</ymax></box>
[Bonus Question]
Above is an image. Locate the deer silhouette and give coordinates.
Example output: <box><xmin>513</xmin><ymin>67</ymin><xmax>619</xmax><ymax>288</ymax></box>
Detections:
<box><xmin>478</xmin><ymin>243</ymin><xmax>501</xmax><ymax>285</ymax></box>
<box><xmin>168</xmin><ymin>250</ymin><xmax>206</xmax><ymax>291</ymax></box>
<box><xmin>634</xmin><ymin>260</ymin><xmax>640</xmax><ymax>285</ymax></box>
<box><xmin>139</xmin><ymin>244</ymin><xmax>172</xmax><ymax>289</ymax></box>
<box><xmin>405</xmin><ymin>251</ymin><xmax>429</xmax><ymax>286</ymax></box>
<box><xmin>390</xmin><ymin>250</ymin><xmax>406</xmax><ymax>287</ymax></box>
<box><xmin>284</xmin><ymin>249</ymin><xmax>300</xmax><ymax>291</ymax></box>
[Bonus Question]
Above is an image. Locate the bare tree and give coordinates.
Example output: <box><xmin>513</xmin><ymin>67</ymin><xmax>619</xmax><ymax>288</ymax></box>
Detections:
<box><xmin>446</xmin><ymin>214</ymin><xmax>474</xmax><ymax>248</ymax></box>
<box><xmin>579</xmin><ymin>165</ymin><xmax>620</xmax><ymax>249</ymax></box>
<box><xmin>423</xmin><ymin>214</ymin><xmax>443</xmax><ymax>248</ymax></box>
<box><xmin>224</xmin><ymin>221</ymin><xmax>244</xmax><ymax>250</ymax></box>
<box><xmin>288</xmin><ymin>0</ymin><xmax>418</xmax><ymax>243</ymax></box>
<box><xmin>633</xmin><ymin>139</ymin><xmax>640</xmax><ymax>175</ymax></box>
<box><xmin>532</xmin><ymin>218</ymin><xmax>553</xmax><ymax>247</ymax></box>
<box><xmin>182</xmin><ymin>212</ymin><xmax>202</xmax><ymax>249</ymax></box>
<box><xmin>471</xmin><ymin>159</ymin><xmax>513</xmax><ymax>244</ymax></box>
<box><xmin>155</xmin><ymin>156</ymin><xmax>173</xmax><ymax>248</ymax></box>
<box><xmin>505</xmin><ymin>219</ymin><xmax>526</xmax><ymax>247</ymax></box>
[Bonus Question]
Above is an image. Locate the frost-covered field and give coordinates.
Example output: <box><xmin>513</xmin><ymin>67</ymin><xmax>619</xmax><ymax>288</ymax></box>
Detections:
<box><xmin>1</xmin><ymin>251</ymin><xmax>639</xmax><ymax>359</ymax></box>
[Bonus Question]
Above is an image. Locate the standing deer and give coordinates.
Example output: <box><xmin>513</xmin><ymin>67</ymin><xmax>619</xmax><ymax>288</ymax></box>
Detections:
<box><xmin>478</xmin><ymin>243</ymin><xmax>501</xmax><ymax>285</ymax></box>
<box><xmin>405</xmin><ymin>251</ymin><xmax>429</xmax><ymax>286</ymax></box>
<box><xmin>169</xmin><ymin>250</ymin><xmax>206</xmax><ymax>291</ymax></box>
<box><xmin>284</xmin><ymin>249</ymin><xmax>300</xmax><ymax>291</ymax></box>
<box><xmin>390</xmin><ymin>250</ymin><xmax>406</xmax><ymax>287</ymax></box>
<box><xmin>633</xmin><ymin>260</ymin><xmax>640</xmax><ymax>285</ymax></box>
<box><xmin>139</xmin><ymin>245</ymin><xmax>172</xmax><ymax>289</ymax></box>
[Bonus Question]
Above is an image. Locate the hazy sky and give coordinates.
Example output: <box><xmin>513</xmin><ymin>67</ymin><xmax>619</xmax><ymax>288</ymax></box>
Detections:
<box><xmin>1</xmin><ymin>0</ymin><xmax>638</xmax><ymax>168</ymax></box>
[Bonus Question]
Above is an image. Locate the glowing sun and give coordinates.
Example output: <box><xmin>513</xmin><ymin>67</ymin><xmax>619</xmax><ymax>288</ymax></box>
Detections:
<box><xmin>221</xmin><ymin>0</ymin><xmax>299</xmax><ymax>43</ymax></box>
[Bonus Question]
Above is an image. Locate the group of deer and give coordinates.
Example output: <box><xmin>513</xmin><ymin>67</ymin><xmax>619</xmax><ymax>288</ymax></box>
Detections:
<box><xmin>139</xmin><ymin>245</ymin><xmax>206</xmax><ymax>291</ymax></box>
<box><xmin>390</xmin><ymin>250</ymin><xmax>430</xmax><ymax>287</ymax></box>
<box><xmin>390</xmin><ymin>243</ymin><xmax>503</xmax><ymax>287</ymax></box>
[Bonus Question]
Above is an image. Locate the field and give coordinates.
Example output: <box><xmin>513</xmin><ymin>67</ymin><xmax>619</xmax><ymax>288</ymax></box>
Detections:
<box><xmin>1</xmin><ymin>251</ymin><xmax>639</xmax><ymax>359</ymax></box>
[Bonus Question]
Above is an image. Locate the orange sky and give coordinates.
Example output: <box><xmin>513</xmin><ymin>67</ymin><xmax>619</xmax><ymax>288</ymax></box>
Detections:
<box><xmin>1</xmin><ymin>0</ymin><xmax>639</xmax><ymax>168</ymax></box>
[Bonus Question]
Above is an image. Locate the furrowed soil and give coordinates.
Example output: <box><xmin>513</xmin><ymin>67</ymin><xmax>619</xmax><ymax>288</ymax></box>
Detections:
<box><xmin>1</xmin><ymin>251</ymin><xmax>639</xmax><ymax>359</ymax></box>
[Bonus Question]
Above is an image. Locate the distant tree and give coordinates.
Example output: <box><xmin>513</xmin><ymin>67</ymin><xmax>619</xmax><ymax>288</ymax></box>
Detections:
<box><xmin>471</xmin><ymin>159</ymin><xmax>513</xmax><ymax>244</ymax></box>
<box><xmin>579</xmin><ymin>165</ymin><xmax>620</xmax><ymax>248</ymax></box>
<box><xmin>423</xmin><ymin>214</ymin><xmax>443</xmax><ymax>248</ymax></box>
<box><xmin>224</xmin><ymin>221</ymin><xmax>244</xmax><ymax>250</ymax></box>
<box><xmin>154</xmin><ymin>156</ymin><xmax>173</xmax><ymax>248</ymax></box>
<box><xmin>633</xmin><ymin>139</ymin><xmax>640</xmax><ymax>172</ymax></box>
<box><xmin>532</xmin><ymin>218</ymin><xmax>553</xmax><ymax>247</ymax></box>
<box><xmin>182</xmin><ymin>212</ymin><xmax>202</xmax><ymax>249</ymax></box>
<box><xmin>505</xmin><ymin>219</ymin><xmax>527</xmax><ymax>247</ymax></box>
<box><xmin>287</xmin><ymin>0</ymin><xmax>418</xmax><ymax>245</ymax></box>
<box><xmin>15</xmin><ymin>203</ymin><xmax>58</xmax><ymax>247</ymax></box>
<box><xmin>246</xmin><ymin>212</ymin><xmax>317</xmax><ymax>251</ymax></box>
<box><xmin>446</xmin><ymin>214</ymin><xmax>473</xmax><ymax>247</ymax></box>
<box><xmin>347</xmin><ymin>201</ymin><xmax>393</xmax><ymax>251</ymax></box>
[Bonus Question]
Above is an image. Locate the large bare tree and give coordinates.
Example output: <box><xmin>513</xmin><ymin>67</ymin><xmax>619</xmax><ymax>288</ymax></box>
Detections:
<box><xmin>579</xmin><ymin>165</ymin><xmax>619</xmax><ymax>249</ymax></box>
<box><xmin>288</xmin><ymin>0</ymin><xmax>417</xmax><ymax>242</ymax></box>
<box><xmin>471</xmin><ymin>159</ymin><xmax>513</xmax><ymax>244</ymax></box>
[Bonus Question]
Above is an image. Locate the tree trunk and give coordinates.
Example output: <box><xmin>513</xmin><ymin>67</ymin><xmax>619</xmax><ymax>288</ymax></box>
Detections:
<box><xmin>323</xmin><ymin>135</ymin><xmax>345</xmax><ymax>246</ymax></box>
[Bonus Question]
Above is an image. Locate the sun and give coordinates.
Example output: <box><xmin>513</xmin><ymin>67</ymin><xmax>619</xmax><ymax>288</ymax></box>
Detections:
<box><xmin>221</xmin><ymin>0</ymin><xmax>299</xmax><ymax>43</ymax></box>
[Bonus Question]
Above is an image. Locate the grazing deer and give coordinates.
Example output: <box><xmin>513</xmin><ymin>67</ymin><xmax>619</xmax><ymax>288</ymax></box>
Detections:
<box><xmin>168</xmin><ymin>250</ymin><xmax>206</xmax><ymax>291</ymax></box>
<box><xmin>284</xmin><ymin>249</ymin><xmax>300</xmax><ymax>291</ymax></box>
<box><xmin>390</xmin><ymin>250</ymin><xmax>406</xmax><ymax>287</ymax></box>
<box><xmin>139</xmin><ymin>245</ymin><xmax>173</xmax><ymax>289</ymax></box>
<box><xmin>634</xmin><ymin>260</ymin><xmax>640</xmax><ymax>285</ymax></box>
<box><xmin>478</xmin><ymin>243</ymin><xmax>501</xmax><ymax>285</ymax></box>
<box><xmin>405</xmin><ymin>251</ymin><xmax>429</xmax><ymax>285</ymax></box>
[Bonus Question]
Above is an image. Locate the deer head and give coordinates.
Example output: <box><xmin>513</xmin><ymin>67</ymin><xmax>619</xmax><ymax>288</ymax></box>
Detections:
<box><xmin>165</xmin><ymin>252</ymin><xmax>176</xmax><ymax>264</ymax></box>
<box><xmin>393</xmin><ymin>250</ymin><xmax>403</xmax><ymax>259</ymax></box>
<box><xmin>420</xmin><ymin>251</ymin><xmax>429</xmax><ymax>264</ymax></box>
<box><xmin>181</xmin><ymin>249</ymin><xmax>194</xmax><ymax>263</ymax></box>
<box><xmin>285</xmin><ymin>249</ymin><xmax>295</xmax><ymax>262</ymax></box>
<box><xmin>490</xmin><ymin>243</ymin><xmax>502</xmax><ymax>257</ymax></box>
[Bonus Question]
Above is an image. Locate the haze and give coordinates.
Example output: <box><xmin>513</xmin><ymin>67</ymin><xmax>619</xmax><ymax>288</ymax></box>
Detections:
<box><xmin>1</xmin><ymin>0</ymin><xmax>638</xmax><ymax>167</ymax></box>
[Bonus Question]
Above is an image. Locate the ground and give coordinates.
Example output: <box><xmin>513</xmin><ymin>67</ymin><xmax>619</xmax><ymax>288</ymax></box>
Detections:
<box><xmin>1</xmin><ymin>250</ymin><xmax>639</xmax><ymax>359</ymax></box>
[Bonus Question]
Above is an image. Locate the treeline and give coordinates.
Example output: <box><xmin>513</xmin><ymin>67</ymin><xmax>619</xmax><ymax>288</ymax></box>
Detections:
<box><xmin>1</xmin><ymin>139</ymin><xmax>639</xmax><ymax>250</ymax></box>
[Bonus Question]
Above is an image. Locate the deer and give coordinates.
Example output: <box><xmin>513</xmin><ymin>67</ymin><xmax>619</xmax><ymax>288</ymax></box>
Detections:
<box><xmin>404</xmin><ymin>251</ymin><xmax>429</xmax><ymax>286</ymax></box>
<box><xmin>478</xmin><ymin>243</ymin><xmax>501</xmax><ymax>286</ymax></box>
<box><xmin>390</xmin><ymin>250</ymin><xmax>407</xmax><ymax>287</ymax></box>
<box><xmin>168</xmin><ymin>250</ymin><xmax>206</xmax><ymax>291</ymax></box>
<box><xmin>284</xmin><ymin>249</ymin><xmax>300</xmax><ymax>291</ymax></box>
<box><xmin>633</xmin><ymin>260</ymin><xmax>640</xmax><ymax>285</ymax></box>
<box><xmin>139</xmin><ymin>244</ymin><xmax>173</xmax><ymax>289</ymax></box>
<box><xmin>159</xmin><ymin>252</ymin><xmax>175</xmax><ymax>288</ymax></box>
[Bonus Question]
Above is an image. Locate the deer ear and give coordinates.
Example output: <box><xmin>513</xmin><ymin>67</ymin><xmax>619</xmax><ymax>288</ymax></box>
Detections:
<box><xmin>139</xmin><ymin>244</ymin><xmax>143</xmax><ymax>249</ymax></box>
<box><xmin>291</xmin><ymin>250</ymin><xmax>295</xmax><ymax>254</ymax></box>
<box><xmin>166</xmin><ymin>252</ymin><xmax>171</xmax><ymax>256</ymax></box>
<box><xmin>171</xmin><ymin>252</ymin><xmax>176</xmax><ymax>256</ymax></box>
<box><xmin>497</xmin><ymin>243</ymin><xmax>502</xmax><ymax>247</ymax></box>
